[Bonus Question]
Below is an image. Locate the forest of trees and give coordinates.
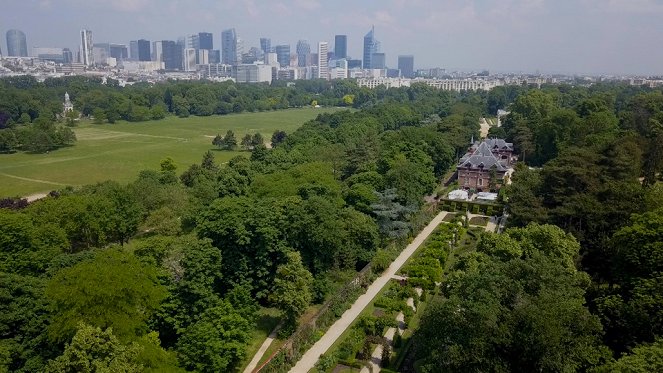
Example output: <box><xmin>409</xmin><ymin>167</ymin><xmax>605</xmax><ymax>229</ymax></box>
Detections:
<box><xmin>2</xmin><ymin>77</ymin><xmax>663</xmax><ymax>372</ymax></box>
<box><xmin>408</xmin><ymin>84</ymin><xmax>663</xmax><ymax>372</ymax></box>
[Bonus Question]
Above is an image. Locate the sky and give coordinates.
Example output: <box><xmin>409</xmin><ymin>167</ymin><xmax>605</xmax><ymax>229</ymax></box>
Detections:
<box><xmin>1</xmin><ymin>0</ymin><xmax>663</xmax><ymax>75</ymax></box>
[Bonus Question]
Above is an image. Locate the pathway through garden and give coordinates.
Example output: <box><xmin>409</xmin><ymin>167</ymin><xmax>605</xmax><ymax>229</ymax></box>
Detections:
<box><xmin>288</xmin><ymin>211</ymin><xmax>448</xmax><ymax>372</ymax></box>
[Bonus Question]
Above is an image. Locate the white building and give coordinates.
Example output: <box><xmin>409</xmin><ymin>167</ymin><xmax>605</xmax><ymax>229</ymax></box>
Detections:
<box><xmin>197</xmin><ymin>49</ymin><xmax>209</xmax><ymax>65</ymax></box>
<box><xmin>184</xmin><ymin>48</ymin><xmax>197</xmax><ymax>71</ymax></box>
<box><xmin>317</xmin><ymin>42</ymin><xmax>328</xmax><ymax>80</ymax></box>
<box><xmin>356</xmin><ymin>77</ymin><xmax>411</xmax><ymax>89</ymax></box>
<box><xmin>80</xmin><ymin>29</ymin><xmax>93</xmax><ymax>66</ymax></box>
<box><xmin>234</xmin><ymin>64</ymin><xmax>272</xmax><ymax>83</ymax></box>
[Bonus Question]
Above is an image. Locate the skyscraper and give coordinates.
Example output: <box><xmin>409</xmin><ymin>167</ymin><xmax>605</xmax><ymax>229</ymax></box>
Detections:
<box><xmin>221</xmin><ymin>28</ymin><xmax>238</xmax><ymax>65</ymax></box>
<box><xmin>198</xmin><ymin>32</ymin><xmax>213</xmax><ymax>50</ymax></box>
<box><xmin>129</xmin><ymin>41</ymin><xmax>139</xmax><ymax>60</ymax></box>
<box><xmin>275</xmin><ymin>44</ymin><xmax>290</xmax><ymax>67</ymax></box>
<box><xmin>137</xmin><ymin>39</ymin><xmax>151</xmax><ymax>61</ymax></box>
<box><xmin>6</xmin><ymin>29</ymin><xmax>28</xmax><ymax>57</ymax></box>
<box><xmin>184</xmin><ymin>48</ymin><xmax>197</xmax><ymax>71</ymax></box>
<box><xmin>109</xmin><ymin>44</ymin><xmax>128</xmax><ymax>60</ymax></box>
<box><xmin>334</xmin><ymin>35</ymin><xmax>347</xmax><ymax>59</ymax></box>
<box><xmin>372</xmin><ymin>53</ymin><xmax>386</xmax><ymax>69</ymax></box>
<box><xmin>80</xmin><ymin>29</ymin><xmax>93</xmax><ymax>66</ymax></box>
<box><xmin>398</xmin><ymin>55</ymin><xmax>414</xmax><ymax>78</ymax></box>
<box><xmin>260</xmin><ymin>37</ymin><xmax>271</xmax><ymax>53</ymax></box>
<box><xmin>363</xmin><ymin>26</ymin><xmax>379</xmax><ymax>69</ymax></box>
<box><xmin>162</xmin><ymin>40</ymin><xmax>183</xmax><ymax>70</ymax></box>
<box><xmin>296</xmin><ymin>40</ymin><xmax>310</xmax><ymax>67</ymax></box>
<box><xmin>317</xmin><ymin>42</ymin><xmax>329</xmax><ymax>80</ymax></box>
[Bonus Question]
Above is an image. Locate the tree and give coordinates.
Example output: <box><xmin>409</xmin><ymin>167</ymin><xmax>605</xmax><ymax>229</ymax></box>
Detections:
<box><xmin>251</xmin><ymin>132</ymin><xmax>264</xmax><ymax>147</ymax></box>
<box><xmin>45</xmin><ymin>249</ymin><xmax>167</xmax><ymax>343</ymax></box>
<box><xmin>45</xmin><ymin>323</ymin><xmax>143</xmax><ymax>373</ymax></box>
<box><xmin>176</xmin><ymin>300</ymin><xmax>253</xmax><ymax>373</ymax></box>
<box><xmin>201</xmin><ymin>150</ymin><xmax>218</xmax><ymax>172</ymax></box>
<box><xmin>240</xmin><ymin>133</ymin><xmax>253</xmax><ymax>150</ymax></box>
<box><xmin>222</xmin><ymin>130</ymin><xmax>237</xmax><ymax>150</ymax></box>
<box><xmin>92</xmin><ymin>108</ymin><xmax>106</xmax><ymax>124</ymax></box>
<box><xmin>595</xmin><ymin>339</ymin><xmax>663</xmax><ymax>373</ymax></box>
<box><xmin>269</xmin><ymin>251</ymin><xmax>313</xmax><ymax>335</ymax></box>
<box><xmin>212</xmin><ymin>134</ymin><xmax>223</xmax><ymax>149</ymax></box>
<box><xmin>270</xmin><ymin>130</ymin><xmax>287</xmax><ymax>147</ymax></box>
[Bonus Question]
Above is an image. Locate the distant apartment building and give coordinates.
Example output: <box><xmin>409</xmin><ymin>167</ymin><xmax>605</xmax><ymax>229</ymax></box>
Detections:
<box><xmin>317</xmin><ymin>42</ymin><xmax>329</xmax><ymax>80</ymax></box>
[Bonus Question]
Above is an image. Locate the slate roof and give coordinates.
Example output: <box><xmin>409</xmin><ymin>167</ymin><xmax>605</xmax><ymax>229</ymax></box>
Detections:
<box><xmin>457</xmin><ymin>141</ymin><xmax>508</xmax><ymax>171</ymax></box>
<box><xmin>484</xmin><ymin>138</ymin><xmax>513</xmax><ymax>151</ymax></box>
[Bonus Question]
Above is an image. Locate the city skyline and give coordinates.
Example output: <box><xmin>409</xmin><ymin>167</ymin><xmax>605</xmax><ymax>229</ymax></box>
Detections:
<box><xmin>1</xmin><ymin>0</ymin><xmax>663</xmax><ymax>75</ymax></box>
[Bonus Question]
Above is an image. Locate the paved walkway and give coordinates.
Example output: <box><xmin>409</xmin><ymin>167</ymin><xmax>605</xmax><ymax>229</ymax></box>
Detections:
<box><xmin>288</xmin><ymin>212</ymin><xmax>448</xmax><ymax>372</ymax></box>
<box><xmin>244</xmin><ymin>322</ymin><xmax>281</xmax><ymax>373</ymax></box>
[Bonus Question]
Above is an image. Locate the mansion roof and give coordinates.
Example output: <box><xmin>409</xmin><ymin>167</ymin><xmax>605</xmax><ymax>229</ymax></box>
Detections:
<box><xmin>458</xmin><ymin>140</ymin><xmax>509</xmax><ymax>172</ymax></box>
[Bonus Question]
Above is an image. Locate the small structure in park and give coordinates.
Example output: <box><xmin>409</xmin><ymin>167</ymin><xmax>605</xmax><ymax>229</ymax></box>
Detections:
<box><xmin>447</xmin><ymin>189</ymin><xmax>469</xmax><ymax>201</ymax></box>
<box><xmin>456</xmin><ymin>138</ymin><xmax>514</xmax><ymax>192</ymax></box>
<box><xmin>62</xmin><ymin>92</ymin><xmax>74</xmax><ymax>115</ymax></box>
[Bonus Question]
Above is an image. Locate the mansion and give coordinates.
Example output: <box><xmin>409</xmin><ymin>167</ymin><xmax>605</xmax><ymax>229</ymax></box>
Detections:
<box><xmin>456</xmin><ymin>139</ymin><xmax>515</xmax><ymax>191</ymax></box>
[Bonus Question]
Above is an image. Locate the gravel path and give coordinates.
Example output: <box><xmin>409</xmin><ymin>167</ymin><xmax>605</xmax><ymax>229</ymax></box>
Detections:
<box><xmin>288</xmin><ymin>212</ymin><xmax>448</xmax><ymax>372</ymax></box>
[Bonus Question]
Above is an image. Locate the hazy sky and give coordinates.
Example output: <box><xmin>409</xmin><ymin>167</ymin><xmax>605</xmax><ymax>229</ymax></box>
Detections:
<box><xmin>1</xmin><ymin>0</ymin><xmax>662</xmax><ymax>75</ymax></box>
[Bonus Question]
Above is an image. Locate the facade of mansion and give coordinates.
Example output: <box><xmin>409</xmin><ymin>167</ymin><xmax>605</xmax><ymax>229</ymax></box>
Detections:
<box><xmin>456</xmin><ymin>139</ymin><xmax>515</xmax><ymax>191</ymax></box>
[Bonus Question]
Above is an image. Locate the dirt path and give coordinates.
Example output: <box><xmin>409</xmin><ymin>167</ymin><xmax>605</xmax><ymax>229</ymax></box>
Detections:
<box><xmin>479</xmin><ymin>117</ymin><xmax>490</xmax><ymax>138</ymax></box>
<box><xmin>0</xmin><ymin>172</ymin><xmax>67</xmax><ymax>187</ymax></box>
<box><xmin>288</xmin><ymin>211</ymin><xmax>448</xmax><ymax>372</ymax></box>
<box><xmin>244</xmin><ymin>323</ymin><xmax>282</xmax><ymax>373</ymax></box>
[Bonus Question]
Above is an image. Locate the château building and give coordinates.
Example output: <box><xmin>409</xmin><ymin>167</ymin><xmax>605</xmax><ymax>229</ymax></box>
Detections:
<box><xmin>456</xmin><ymin>139</ymin><xmax>514</xmax><ymax>191</ymax></box>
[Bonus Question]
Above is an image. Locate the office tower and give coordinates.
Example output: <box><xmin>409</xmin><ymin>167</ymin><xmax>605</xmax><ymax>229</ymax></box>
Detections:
<box><xmin>130</xmin><ymin>41</ymin><xmax>138</xmax><ymax>60</ymax></box>
<box><xmin>137</xmin><ymin>39</ymin><xmax>151</xmax><ymax>61</ymax></box>
<box><xmin>32</xmin><ymin>47</ymin><xmax>66</xmax><ymax>63</ymax></box>
<box><xmin>372</xmin><ymin>52</ymin><xmax>386</xmax><ymax>69</ymax></box>
<box><xmin>184</xmin><ymin>48</ymin><xmax>197</xmax><ymax>71</ymax></box>
<box><xmin>363</xmin><ymin>26</ymin><xmax>379</xmax><ymax>69</ymax></box>
<box><xmin>187</xmin><ymin>34</ymin><xmax>200</xmax><ymax>50</ymax></box>
<box><xmin>197</xmin><ymin>49</ymin><xmax>209</xmax><ymax>65</ymax></box>
<box><xmin>398</xmin><ymin>55</ymin><xmax>414</xmax><ymax>78</ymax></box>
<box><xmin>264</xmin><ymin>52</ymin><xmax>278</xmax><ymax>65</ymax></box>
<box><xmin>236</xmin><ymin>37</ymin><xmax>244</xmax><ymax>63</ymax></box>
<box><xmin>6</xmin><ymin>29</ymin><xmax>28</xmax><ymax>57</ymax></box>
<box><xmin>260</xmin><ymin>37</ymin><xmax>271</xmax><ymax>53</ymax></box>
<box><xmin>334</xmin><ymin>35</ymin><xmax>347</xmax><ymax>59</ymax></box>
<box><xmin>296</xmin><ymin>40</ymin><xmax>310</xmax><ymax>67</ymax></box>
<box><xmin>152</xmin><ymin>41</ymin><xmax>163</xmax><ymax>62</ymax></box>
<box><xmin>198</xmin><ymin>32</ymin><xmax>213</xmax><ymax>50</ymax></box>
<box><xmin>80</xmin><ymin>29</ymin><xmax>93</xmax><ymax>66</ymax></box>
<box><xmin>162</xmin><ymin>40</ymin><xmax>183</xmax><ymax>70</ymax></box>
<box><xmin>63</xmin><ymin>48</ymin><xmax>73</xmax><ymax>63</ymax></box>
<box><xmin>221</xmin><ymin>28</ymin><xmax>238</xmax><ymax>65</ymax></box>
<box><xmin>347</xmin><ymin>59</ymin><xmax>362</xmax><ymax>69</ymax></box>
<box><xmin>209</xmin><ymin>50</ymin><xmax>220</xmax><ymax>64</ymax></box>
<box><xmin>110</xmin><ymin>44</ymin><xmax>128</xmax><ymax>60</ymax></box>
<box><xmin>317</xmin><ymin>42</ymin><xmax>328</xmax><ymax>80</ymax></box>
<box><xmin>275</xmin><ymin>44</ymin><xmax>290</xmax><ymax>67</ymax></box>
<box><xmin>92</xmin><ymin>43</ymin><xmax>110</xmax><ymax>65</ymax></box>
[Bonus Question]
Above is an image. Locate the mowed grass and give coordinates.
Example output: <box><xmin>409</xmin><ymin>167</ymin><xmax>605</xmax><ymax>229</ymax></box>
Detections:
<box><xmin>0</xmin><ymin>107</ymin><xmax>347</xmax><ymax>197</ymax></box>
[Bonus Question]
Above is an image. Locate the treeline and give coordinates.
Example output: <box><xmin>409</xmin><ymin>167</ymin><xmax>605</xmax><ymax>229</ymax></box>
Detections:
<box><xmin>403</xmin><ymin>83</ymin><xmax>663</xmax><ymax>372</ymax></box>
<box><xmin>0</xmin><ymin>85</ymin><xmax>483</xmax><ymax>372</ymax></box>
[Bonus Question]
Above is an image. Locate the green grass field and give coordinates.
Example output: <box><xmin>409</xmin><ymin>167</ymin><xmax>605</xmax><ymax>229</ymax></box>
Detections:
<box><xmin>0</xmin><ymin>107</ymin><xmax>347</xmax><ymax>198</ymax></box>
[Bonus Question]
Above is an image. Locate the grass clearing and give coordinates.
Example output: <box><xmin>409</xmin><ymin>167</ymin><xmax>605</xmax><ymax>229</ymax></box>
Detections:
<box><xmin>0</xmin><ymin>107</ymin><xmax>347</xmax><ymax>197</ymax></box>
<box><xmin>469</xmin><ymin>216</ymin><xmax>489</xmax><ymax>227</ymax></box>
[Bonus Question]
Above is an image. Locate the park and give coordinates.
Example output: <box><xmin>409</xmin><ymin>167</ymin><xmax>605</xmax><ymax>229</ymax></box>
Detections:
<box><xmin>0</xmin><ymin>107</ymin><xmax>344</xmax><ymax>197</ymax></box>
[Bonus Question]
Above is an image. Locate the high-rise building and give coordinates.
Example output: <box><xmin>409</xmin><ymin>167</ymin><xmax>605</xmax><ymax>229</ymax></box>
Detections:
<box><xmin>317</xmin><ymin>42</ymin><xmax>329</xmax><ymax>80</ymax></box>
<box><xmin>80</xmin><ymin>29</ymin><xmax>93</xmax><ymax>66</ymax></box>
<box><xmin>137</xmin><ymin>39</ymin><xmax>151</xmax><ymax>61</ymax></box>
<box><xmin>260</xmin><ymin>37</ymin><xmax>271</xmax><ymax>53</ymax></box>
<box><xmin>32</xmin><ymin>47</ymin><xmax>67</xmax><ymax>63</ymax></box>
<box><xmin>362</xmin><ymin>26</ymin><xmax>379</xmax><ymax>69</ymax></box>
<box><xmin>372</xmin><ymin>52</ymin><xmax>386</xmax><ymax>69</ymax></box>
<box><xmin>197</xmin><ymin>49</ymin><xmax>209</xmax><ymax>65</ymax></box>
<box><xmin>152</xmin><ymin>41</ymin><xmax>163</xmax><ymax>62</ymax></box>
<box><xmin>187</xmin><ymin>34</ymin><xmax>200</xmax><ymax>50</ymax></box>
<box><xmin>184</xmin><ymin>48</ymin><xmax>197</xmax><ymax>71</ymax></box>
<box><xmin>63</xmin><ymin>48</ymin><xmax>73</xmax><ymax>63</ymax></box>
<box><xmin>334</xmin><ymin>35</ymin><xmax>347</xmax><ymax>59</ymax></box>
<box><xmin>275</xmin><ymin>44</ymin><xmax>290</xmax><ymax>67</ymax></box>
<box><xmin>221</xmin><ymin>28</ymin><xmax>238</xmax><ymax>65</ymax></box>
<box><xmin>129</xmin><ymin>41</ymin><xmax>139</xmax><ymax>60</ymax></box>
<box><xmin>109</xmin><ymin>44</ymin><xmax>128</xmax><ymax>60</ymax></box>
<box><xmin>209</xmin><ymin>50</ymin><xmax>221</xmax><ymax>64</ymax></box>
<box><xmin>296</xmin><ymin>40</ymin><xmax>310</xmax><ymax>67</ymax></box>
<box><xmin>198</xmin><ymin>32</ymin><xmax>213</xmax><ymax>50</ymax></box>
<box><xmin>162</xmin><ymin>40</ymin><xmax>183</xmax><ymax>70</ymax></box>
<box><xmin>6</xmin><ymin>29</ymin><xmax>28</xmax><ymax>57</ymax></box>
<box><xmin>398</xmin><ymin>55</ymin><xmax>414</xmax><ymax>78</ymax></box>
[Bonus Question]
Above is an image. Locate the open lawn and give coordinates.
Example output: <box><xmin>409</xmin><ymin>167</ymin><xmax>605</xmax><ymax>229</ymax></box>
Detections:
<box><xmin>0</xmin><ymin>107</ymin><xmax>347</xmax><ymax>197</ymax></box>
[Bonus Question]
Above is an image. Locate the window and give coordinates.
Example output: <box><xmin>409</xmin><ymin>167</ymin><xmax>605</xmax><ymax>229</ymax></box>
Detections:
<box><xmin>478</xmin><ymin>179</ymin><xmax>483</xmax><ymax>186</ymax></box>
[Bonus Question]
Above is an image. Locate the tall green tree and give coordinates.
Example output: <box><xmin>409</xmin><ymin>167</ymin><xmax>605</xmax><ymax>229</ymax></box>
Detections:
<box><xmin>269</xmin><ymin>251</ymin><xmax>313</xmax><ymax>334</ymax></box>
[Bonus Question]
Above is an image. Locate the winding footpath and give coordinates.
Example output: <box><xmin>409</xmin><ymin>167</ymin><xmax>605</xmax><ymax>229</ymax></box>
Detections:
<box><xmin>288</xmin><ymin>211</ymin><xmax>448</xmax><ymax>373</ymax></box>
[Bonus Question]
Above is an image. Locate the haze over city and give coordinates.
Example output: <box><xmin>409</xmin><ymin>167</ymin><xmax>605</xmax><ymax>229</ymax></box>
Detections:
<box><xmin>2</xmin><ymin>0</ymin><xmax>663</xmax><ymax>75</ymax></box>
